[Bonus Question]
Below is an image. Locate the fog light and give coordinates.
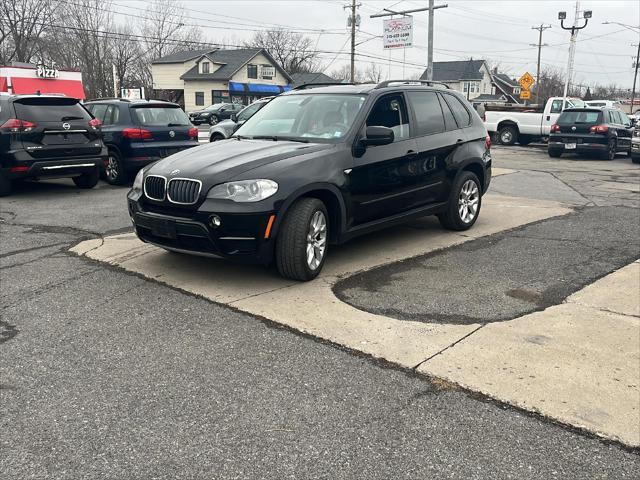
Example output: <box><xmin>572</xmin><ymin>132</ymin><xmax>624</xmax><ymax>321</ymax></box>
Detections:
<box><xmin>210</xmin><ymin>215</ymin><xmax>222</xmax><ymax>228</ymax></box>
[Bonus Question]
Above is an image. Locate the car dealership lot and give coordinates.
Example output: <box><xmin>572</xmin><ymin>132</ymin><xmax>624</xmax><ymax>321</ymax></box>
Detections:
<box><xmin>1</xmin><ymin>146</ymin><xmax>639</xmax><ymax>478</ymax></box>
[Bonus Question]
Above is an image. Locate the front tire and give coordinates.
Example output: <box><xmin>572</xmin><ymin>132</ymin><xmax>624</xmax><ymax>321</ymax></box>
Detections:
<box><xmin>208</xmin><ymin>115</ymin><xmax>219</xmax><ymax>126</ymax></box>
<box><xmin>438</xmin><ymin>171</ymin><xmax>482</xmax><ymax>231</ymax></box>
<box><xmin>210</xmin><ymin>133</ymin><xmax>225</xmax><ymax>142</ymax></box>
<box><xmin>548</xmin><ymin>149</ymin><xmax>562</xmax><ymax>158</ymax></box>
<box><xmin>632</xmin><ymin>155</ymin><xmax>640</xmax><ymax>164</ymax></box>
<box><xmin>276</xmin><ymin>198</ymin><xmax>328</xmax><ymax>281</ymax></box>
<box><xmin>73</xmin><ymin>167</ymin><xmax>99</xmax><ymax>189</ymax></box>
<box><xmin>498</xmin><ymin>125</ymin><xmax>518</xmax><ymax>146</ymax></box>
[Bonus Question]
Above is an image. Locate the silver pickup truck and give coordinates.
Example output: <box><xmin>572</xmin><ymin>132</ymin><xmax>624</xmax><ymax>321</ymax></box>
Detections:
<box><xmin>484</xmin><ymin>97</ymin><xmax>585</xmax><ymax>145</ymax></box>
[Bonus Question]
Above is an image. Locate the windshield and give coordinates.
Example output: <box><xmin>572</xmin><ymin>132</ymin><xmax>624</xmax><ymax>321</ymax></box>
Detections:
<box><xmin>567</xmin><ymin>98</ymin><xmax>585</xmax><ymax>108</ymax></box>
<box><xmin>558</xmin><ymin>110</ymin><xmax>601</xmax><ymax>124</ymax></box>
<box><xmin>205</xmin><ymin>104</ymin><xmax>224</xmax><ymax>111</ymax></box>
<box><xmin>234</xmin><ymin>93</ymin><xmax>366</xmax><ymax>142</ymax></box>
<box><xmin>132</xmin><ymin>106</ymin><xmax>190</xmax><ymax>126</ymax></box>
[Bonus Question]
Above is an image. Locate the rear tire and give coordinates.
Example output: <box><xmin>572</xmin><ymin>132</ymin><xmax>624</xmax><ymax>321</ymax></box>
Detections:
<box><xmin>548</xmin><ymin>149</ymin><xmax>562</xmax><ymax>158</ymax></box>
<box><xmin>276</xmin><ymin>198</ymin><xmax>328</xmax><ymax>281</ymax></box>
<box><xmin>0</xmin><ymin>173</ymin><xmax>11</xmax><ymax>196</ymax></box>
<box><xmin>208</xmin><ymin>115</ymin><xmax>219</xmax><ymax>126</ymax></box>
<box><xmin>632</xmin><ymin>156</ymin><xmax>640</xmax><ymax>164</ymax></box>
<box><xmin>518</xmin><ymin>137</ymin><xmax>532</xmax><ymax>146</ymax></box>
<box><xmin>73</xmin><ymin>167</ymin><xmax>99</xmax><ymax>189</ymax></box>
<box><xmin>601</xmin><ymin>138</ymin><xmax>616</xmax><ymax>160</ymax></box>
<box><xmin>105</xmin><ymin>150</ymin><xmax>127</xmax><ymax>185</ymax></box>
<box><xmin>498</xmin><ymin>125</ymin><xmax>518</xmax><ymax>146</ymax></box>
<box><xmin>438</xmin><ymin>171</ymin><xmax>482</xmax><ymax>231</ymax></box>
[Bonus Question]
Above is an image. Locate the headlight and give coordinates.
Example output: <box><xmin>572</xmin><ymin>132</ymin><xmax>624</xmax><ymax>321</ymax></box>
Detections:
<box><xmin>132</xmin><ymin>169</ymin><xmax>144</xmax><ymax>190</ymax></box>
<box><xmin>633</xmin><ymin>130</ymin><xmax>640</xmax><ymax>138</ymax></box>
<box><xmin>207</xmin><ymin>179</ymin><xmax>278</xmax><ymax>202</ymax></box>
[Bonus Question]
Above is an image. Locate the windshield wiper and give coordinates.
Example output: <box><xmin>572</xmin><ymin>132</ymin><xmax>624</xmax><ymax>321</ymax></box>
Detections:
<box><xmin>167</xmin><ymin>123</ymin><xmax>188</xmax><ymax>127</ymax></box>
<box><xmin>251</xmin><ymin>135</ymin><xmax>309</xmax><ymax>143</ymax></box>
<box><xmin>61</xmin><ymin>116</ymin><xmax>84</xmax><ymax>121</ymax></box>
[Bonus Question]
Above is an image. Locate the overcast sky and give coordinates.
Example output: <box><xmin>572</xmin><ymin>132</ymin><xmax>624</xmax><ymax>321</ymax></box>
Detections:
<box><xmin>124</xmin><ymin>0</ymin><xmax>639</xmax><ymax>88</ymax></box>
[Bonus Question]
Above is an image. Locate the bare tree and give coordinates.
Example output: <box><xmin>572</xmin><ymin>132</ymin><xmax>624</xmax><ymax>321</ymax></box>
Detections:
<box><xmin>246</xmin><ymin>29</ymin><xmax>319</xmax><ymax>74</ymax></box>
<box><xmin>330</xmin><ymin>64</ymin><xmax>363</xmax><ymax>83</ymax></box>
<box><xmin>0</xmin><ymin>0</ymin><xmax>54</xmax><ymax>64</ymax></box>
<box><xmin>362</xmin><ymin>63</ymin><xmax>384</xmax><ymax>83</ymax></box>
<box><xmin>112</xmin><ymin>23</ymin><xmax>140</xmax><ymax>92</ymax></box>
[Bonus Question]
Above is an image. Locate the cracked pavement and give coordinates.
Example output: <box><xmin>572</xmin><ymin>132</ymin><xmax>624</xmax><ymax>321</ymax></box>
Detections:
<box><xmin>1</xmin><ymin>149</ymin><xmax>640</xmax><ymax>478</ymax></box>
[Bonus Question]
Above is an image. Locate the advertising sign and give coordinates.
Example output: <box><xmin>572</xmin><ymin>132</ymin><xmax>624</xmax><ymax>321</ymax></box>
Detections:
<box><xmin>121</xmin><ymin>88</ymin><xmax>143</xmax><ymax>100</ymax></box>
<box><xmin>260</xmin><ymin>66</ymin><xmax>276</xmax><ymax>79</ymax></box>
<box><xmin>383</xmin><ymin>16</ymin><xmax>413</xmax><ymax>49</ymax></box>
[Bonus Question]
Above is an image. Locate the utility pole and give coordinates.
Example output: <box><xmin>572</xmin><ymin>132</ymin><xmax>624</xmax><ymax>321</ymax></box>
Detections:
<box><xmin>345</xmin><ymin>0</ymin><xmax>361</xmax><ymax>83</ymax></box>
<box><xmin>558</xmin><ymin>2</ymin><xmax>592</xmax><ymax>109</ymax></box>
<box><xmin>530</xmin><ymin>24</ymin><xmax>551</xmax><ymax>103</ymax></box>
<box><xmin>370</xmin><ymin>2</ymin><xmax>447</xmax><ymax>80</ymax></box>
<box><xmin>631</xmin><ymin>43</ymin><xmax>639</xmax><ymax>115</ymax></box>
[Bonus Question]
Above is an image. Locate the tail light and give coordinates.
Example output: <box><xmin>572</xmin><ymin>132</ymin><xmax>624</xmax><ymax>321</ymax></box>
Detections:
<box><xmin>88</xmin><ymin>118</ymin><xmax>102</xmax><ymax>129</ymax></box>
<box><xmin>0</xmin><ymin>118</ymin><xmax>36</xmax><ymax>132</ymax></box>
<box><xmin>484</xmin><ymin>134</ymin><xmax>491</xmax><ymax>150</ymax></box>
<box><xmin>122</xmin><ymin>127</ymin><xmax>153</xmax><ymax>139</ymax></box>
<box><xmin>188</xmin><ymin>127</ymin><xmax>198</xmax><ymax>139</ymax></box>
<box><xmin>589</xmin><ymin>124</ymin><xmax>609</xmax><ymax>134</ymax></box>
<box><xmin>550</xmin><ymin>124</ymin><xmax>560</xmax><ymax>133</ymax></box>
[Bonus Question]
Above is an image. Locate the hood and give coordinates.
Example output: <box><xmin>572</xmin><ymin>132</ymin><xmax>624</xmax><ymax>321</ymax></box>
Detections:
<box><xmin>146</xmin><ymin>139</ymin><xmax>334</xmax><ymax>185</ymax></box>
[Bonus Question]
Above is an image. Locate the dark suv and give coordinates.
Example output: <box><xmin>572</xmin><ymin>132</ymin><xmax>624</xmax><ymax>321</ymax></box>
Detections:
<box><xmin>128</xmin><ymin>81</ymin><xmax>492</xmax><ymax>281</ymax></box>
<box><xmin>0</xmin><ymin>94</ymin><xmax>106</xmax><ymax>196</ymax></box>
<box><xmin>84</xmin><ymin>99</ymin><xmax>199</xmax><ymax>185</ymax></box>
<box><xmin>188</xmin><ymin>103</ymin><xmax>244</xmax><ymax>125</ymax></box>
<box><xmin>548</xmin><ymin>107</ymin><xmax>633</xmax><ymax>160</ymax></box>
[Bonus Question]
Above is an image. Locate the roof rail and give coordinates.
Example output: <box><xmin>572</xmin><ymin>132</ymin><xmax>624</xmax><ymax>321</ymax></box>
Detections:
<box><xmin>375</xmin><ymin>79</ymin><xmax>450</xmax><ymax>89</ymax></box>
<box><xmin>87</xmin><ymin>97</ymin><xmax>132</xmax><ymax>102</ymax></box>
<box><xmin>292</xmin><ymin>82</ymin><xmax>355</xmax><ymax>90</ymax></box>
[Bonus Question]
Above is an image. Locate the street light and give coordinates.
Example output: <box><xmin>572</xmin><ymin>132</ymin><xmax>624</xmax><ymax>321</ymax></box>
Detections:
<box><xmin>558</xmin><ymin>11</ymin><xmax>566</xmax><ymax>20</ymax></box>
<box><xmin>558</xmin><ymin>7</ymin><xmax>592</xmax><ymax>110</ymax></box>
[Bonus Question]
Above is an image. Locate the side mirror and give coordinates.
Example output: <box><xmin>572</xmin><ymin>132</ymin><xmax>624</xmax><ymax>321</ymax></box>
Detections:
<box><xmin>220</xmin><ymin>108</ymin><xmax>226</xmax><ymax>112</ymax></box>
<box><xmin>361</xmin><ymin>126</ymin><xmax>394</xmax><ymax>146</ymax></box>
<box><xmin>231</xmin><ymin>113</ymin><xmax>237</xmax><ymax>122</ymax></box>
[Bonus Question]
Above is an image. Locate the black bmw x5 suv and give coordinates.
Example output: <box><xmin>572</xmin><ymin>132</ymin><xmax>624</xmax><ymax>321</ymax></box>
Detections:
<box><xmin>128</xmin><ymin>81</ymin><xmax>492</xmax><ymax>281</ymax></box>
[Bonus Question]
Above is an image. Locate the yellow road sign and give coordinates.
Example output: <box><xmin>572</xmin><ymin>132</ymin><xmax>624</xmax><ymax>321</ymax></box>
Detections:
<box><xmin>518</xmin><ymin>72</ymin><xmax>535</xmax><ymax>91</ymax></box>
<box><xmin>520</xmin><ymin>90</ymin><xmax>531</xmax><ymax>100</ymax></box>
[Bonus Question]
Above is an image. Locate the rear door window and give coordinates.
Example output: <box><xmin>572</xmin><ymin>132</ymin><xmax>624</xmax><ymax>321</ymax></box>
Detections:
<box><xmin>442</xmin><ymin>94</ymin><xmax>471</xmax><ymax>127</ymax></box>
<box><xmin>437</xmin><ymin>94</ymin><xmax>458</xmax><ymax>131</ymax></box>
<box><xmin>14</xmin><ymin>98</ymin><xmax>91</xmax><ymax>122</ymax></box>
<box><xmin>87</xmin><ymin>104</ymin><xmax>108</xmax><ymax>122</ymax></box>
<box><xmin>406</xmin><ymin>91</ymin><xmax>445</xmax><ymax>136</ymax></box>
<box><xmin>103</xmin><ymin>105</ymin><xmax>120</xmax><ymax>125</ymax></box>
<box><xmin>132</xmin><ymin>106</ymin><xmax>190</xmax><ymax>126</ymax></box>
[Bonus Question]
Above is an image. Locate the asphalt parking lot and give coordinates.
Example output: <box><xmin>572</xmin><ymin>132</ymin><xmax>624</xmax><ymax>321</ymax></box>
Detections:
<box><xmin>1</xmin><ymin>145</ymin><xmax>639</xmax><ymax>478</ymax></box>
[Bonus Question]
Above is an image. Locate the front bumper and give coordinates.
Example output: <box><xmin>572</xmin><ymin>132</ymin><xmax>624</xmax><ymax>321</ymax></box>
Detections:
<box><xmin>128</xmin><ymin>196</ymin><xmax>277</xmax><ymax>264</ymax></box>
<box><xmin>631</xmin><ymin>140</ymin><xmax>640</xmax><ymax>156</ymax></box>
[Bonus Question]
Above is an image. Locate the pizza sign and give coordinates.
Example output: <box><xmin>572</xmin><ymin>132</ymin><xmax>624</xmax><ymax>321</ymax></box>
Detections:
<box><xmin>36</xmin><ymin>64</ymin><xmax>59</xmax><ymax>79</ymax></box>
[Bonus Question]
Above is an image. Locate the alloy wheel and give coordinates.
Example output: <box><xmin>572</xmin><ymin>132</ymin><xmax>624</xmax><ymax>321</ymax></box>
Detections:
<box><xmin>608</xmin><ymin>140</ymin><xmax>616</xmax><ymax>160</ymax></box>
<box><xmin>306</xmin><ymin>210</ymin><xmax>327</xmax><ymax>270</ymax></box>
<box><xmin>458</xmin><ymin>179</ymin><xmax>480</xmax><ymax>224</ymax></box>
<box><xmin>500</xmin><ymin>131</ymin><xmax>512</xmax><ymax>144</ymax></box>
<box><xmin>106</xmin><ymin>155</ymin><xmax>118</xmax><ymax>181</ymax></box>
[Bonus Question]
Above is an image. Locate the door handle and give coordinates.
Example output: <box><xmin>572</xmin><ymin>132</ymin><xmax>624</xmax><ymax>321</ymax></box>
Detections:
<box><xmin>456</xmin><ymin>138</ymin><xmax>464</xmax><ymax>144</ymax></box>
<box><xmin>406</xmin><ymin>150</ymin><xmax>418</xmax><ymax>157</ymax></box>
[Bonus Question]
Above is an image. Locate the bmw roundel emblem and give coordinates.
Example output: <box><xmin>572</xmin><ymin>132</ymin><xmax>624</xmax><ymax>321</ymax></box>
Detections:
<box><xmin>170</xmin><ymin>169</ymin><xmax>180</xmax><ymax>176</ymax></box>
<box><xmin>571</xmin><ymin>126</ymin><xmax>576</xmax><ymax>131</ymax></box>
<box><xmin>169</xmin><ymin>130</ymin><xmax>175</xmax><ymax>138</ymax></box>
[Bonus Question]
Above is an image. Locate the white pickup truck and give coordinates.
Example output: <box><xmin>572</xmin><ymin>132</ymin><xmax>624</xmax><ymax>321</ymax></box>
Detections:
<box><xmin>484</xmin><ymin>97</ymin><xmax>586</xmax><ymax>145</ymax></box>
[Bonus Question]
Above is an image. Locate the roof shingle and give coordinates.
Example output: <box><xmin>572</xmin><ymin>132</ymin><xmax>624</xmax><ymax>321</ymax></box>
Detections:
<box><xmin>421</xmin><ymin>60</ymin><xmax>487</xmax><ymax>82</ymax></box>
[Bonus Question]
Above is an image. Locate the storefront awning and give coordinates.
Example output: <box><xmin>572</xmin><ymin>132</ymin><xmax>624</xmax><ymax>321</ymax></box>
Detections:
<box><xmin>229</xmin><ymin>82</ymin><xmax>292</xmax><ymax>94</ymax></box>
<box><xmin>10</xmin><ymin>77</ymin><xmax>86</xmax><ymax>99</ymax></box>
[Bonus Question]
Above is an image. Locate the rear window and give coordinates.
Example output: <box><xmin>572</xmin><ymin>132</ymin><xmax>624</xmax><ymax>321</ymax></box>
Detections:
<box><xmin>557</xmin><ymin>110</ymin><xmax>601</xmax><ymax>124</ymax></box>
<box><xmin>131</xmin><ymin>106</ymin><xmax>190</xmax><ymax>126</ymax></box>
<box><xmin>13</xmin><ymin>98</ymin><xmax>91</xmax><ymax>122</ymax></box>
